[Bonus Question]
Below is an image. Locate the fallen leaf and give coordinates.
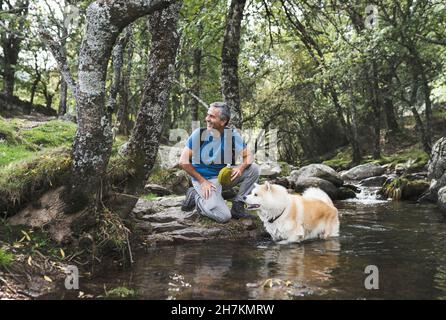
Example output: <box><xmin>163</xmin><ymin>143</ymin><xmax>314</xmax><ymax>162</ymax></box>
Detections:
<box><xmin>44</xmin><ymin>276</ymin><xmax>52</xmax><ymax>282</ymax></box>
<box><xmin>21</xmin><ymin>230</ymin><xmax>31</xmax><ymax>241</ymax></box>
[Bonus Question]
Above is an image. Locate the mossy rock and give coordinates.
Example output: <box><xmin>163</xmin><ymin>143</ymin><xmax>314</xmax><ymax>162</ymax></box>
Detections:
<box><xmin>379</xmin><ymin>176</ymin><xmax>429</xmax><ymax>201</ymax></box>
<box><xmin>402</xmin><ymin>180</ymin><xmax>430</xmax><ymax>201</ymax></box>
<box><xmin>278</xmin><ymin>161</ymin><xmax>291</xmax><ymax>177</ymax></box>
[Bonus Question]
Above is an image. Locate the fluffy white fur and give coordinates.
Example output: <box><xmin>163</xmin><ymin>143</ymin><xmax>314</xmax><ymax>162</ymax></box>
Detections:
<box><xmin>246</xmin><ymin>182</ymin><xmax>339</xmax><ymax>244</ymax></box>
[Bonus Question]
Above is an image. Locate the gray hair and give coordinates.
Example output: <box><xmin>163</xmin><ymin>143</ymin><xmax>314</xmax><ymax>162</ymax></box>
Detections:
<box><xmin>209</xmin><ymin>102</ymin><xmax>231</xmax><ymax>125</ymax></box>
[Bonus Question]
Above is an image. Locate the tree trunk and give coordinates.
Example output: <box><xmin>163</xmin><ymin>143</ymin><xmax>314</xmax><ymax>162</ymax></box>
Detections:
<box><xmin>58</xmin><ymin>79</ymin><xmax>68</xmax><ymax>116</ymax></box>
<box><xmin>382</xmin><ymin>66</ymin><xmax>399</xmax><ymax>133</ymax></box>
<box><xmin>125</xmin><ymin>1</ymin><xmax>182</xmax><ymax>194</ymax></box>
<box><xmin>190</xmin><ymin>47</ymin><xmax>202</xmax><ymax>122</ymax></box>
<box><xmin>371</xmin><ymin>60</ymin><xmax>381</xmax><ymax>159</ymax></box>
<box><xmin>118</xmin><ymin>28</ymin><xmax>135</xmax><ymax>136</ymax></box>
<box><xmin>63</xmin><ymin>0</ymin><xmax>175</xmax><ymax>210</ymax></box>
<box><xmin>2</xmin><ymin>45</ymin><xmax>18</xmax><ymax>97</ymax></box>
<box><xmin>419</xmin><ymin>66</ymin><xmax>433</xmax><ymax>153</ymax></box>
<box><xmin>108</xmin><ymin>26</ymin><xmax>132</xmax><ymax>117</ymax></box>
<box><xmin>221</xmin><ymin>0</ymin><xmax>247</xmax><ymax>129</ymax></box>
<box><xmin>30</xmin><ymin>68</ymin><xmax>41</xmax><ymax>106</ymax></box>
<box><xmin>330</xmin><ymin>84</ymin><xmax>362</xmax><ymax>165</ymax></box>
<box><xmin>1</xmin><ymin>0</ymin><xmax>29</xmax><ymax>97</ymax></box>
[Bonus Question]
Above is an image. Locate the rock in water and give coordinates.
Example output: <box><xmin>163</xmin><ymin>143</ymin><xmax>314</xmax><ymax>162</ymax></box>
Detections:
<box><xmin>341</xmin><ymin>163</ymin><xmax>386</xmax><ymax>181</ymax></box>
<box><xmin>427</xmin><ymin>137</ymin><xmax>446</xmax><ymax>202</ymax></box>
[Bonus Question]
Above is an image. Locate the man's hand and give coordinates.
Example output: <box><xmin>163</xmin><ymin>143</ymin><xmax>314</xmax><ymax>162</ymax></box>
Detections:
<box><xmin>231</xmin><ymin>165</ymin><xmax>245</xmax><ymax>181</ymax></box>
<box><xmin>200</xmin><ymin>180</ymin><xmax>216</xmax><ymax>199</ymax></box>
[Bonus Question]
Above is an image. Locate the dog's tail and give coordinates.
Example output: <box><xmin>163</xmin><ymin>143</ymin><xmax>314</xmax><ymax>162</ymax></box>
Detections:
<box><xmin>302</xmin><ymin>187</ymin><xmax>334</xmax><ymax>207</ymax></box>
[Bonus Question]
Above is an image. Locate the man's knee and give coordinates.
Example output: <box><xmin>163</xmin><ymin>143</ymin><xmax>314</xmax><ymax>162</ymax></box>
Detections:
<box><xmin>247</xmin><ymin>163</ymin><xmax>260</xmax><ymax>178</ymax></box>
<box><xmin>202</xmin><ymin>208</ymin><xmax>231</xmax><ymax>223</ymax></box>
<box><xmin>215</xmin><ymin>213</ymin><xmax>231</xmax><ymax>223</ymax></box>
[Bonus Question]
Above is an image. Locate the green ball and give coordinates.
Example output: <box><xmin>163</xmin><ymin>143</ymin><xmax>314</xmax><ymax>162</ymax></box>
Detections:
<box><xmin>218</xmin><ymin>167</ymin><xmax>233</xmax><ymax>187</ymax></box>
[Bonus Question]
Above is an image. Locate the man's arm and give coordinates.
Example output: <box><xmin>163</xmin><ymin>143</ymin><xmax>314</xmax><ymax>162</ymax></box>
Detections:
<box><xmin>231</xmin><ymin>147</ymin><xmax>254</xmax><ymax>181</ymax></box>
<box><xmin>179</xmin><ymin>147</ymin><xmax>206</xmax><ymax>183</ymax></box>
<box><xmin>239</xmin><ymin>147</ymin><xmax>254</xmax><ymax>170</ymax></box>
<box><xmin>179</xmin><ymin>147</ymin><xmax>216</xmax><ymax>199</ymax></box>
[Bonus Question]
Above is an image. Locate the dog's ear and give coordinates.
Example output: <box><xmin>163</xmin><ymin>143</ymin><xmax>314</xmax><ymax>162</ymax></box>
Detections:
<box><xmin>264</xmin><ymin>181</ymin><xmax>271</xmax><ymax>191</ymax></box>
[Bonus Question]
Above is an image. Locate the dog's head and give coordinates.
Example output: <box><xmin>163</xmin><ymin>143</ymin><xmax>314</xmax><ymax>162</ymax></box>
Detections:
<box><xmin>246</xmin><ymin>181</ymin><xmax>290</xmax><ymax>212</ymax></box>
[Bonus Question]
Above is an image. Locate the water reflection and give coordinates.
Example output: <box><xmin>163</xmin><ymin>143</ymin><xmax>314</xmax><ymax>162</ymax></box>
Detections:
<box><xmin>134</xmin><ymin>237</ymin><xmax>342</xmax><ymax>300</ymax></box>
<box><xmin>248</xmin><ymin>239</ymin><xmax>341</xmax><ymax>299</ymax></box>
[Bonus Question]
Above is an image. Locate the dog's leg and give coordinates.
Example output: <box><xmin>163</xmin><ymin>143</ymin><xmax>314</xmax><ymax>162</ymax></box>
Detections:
<box><xmin>323</xmin><ymin>215</ymin><xmax>339</xmax><ymax>238</ymax></box>
<box><xmin>322</xmin><ymin>219</ymin><xmax>332</xmax><ymax>239</ymax></box>
<box><xmin>330</xmin><ymin>216</ymin><xmax>340</xmax><ymax>237</ymax></box>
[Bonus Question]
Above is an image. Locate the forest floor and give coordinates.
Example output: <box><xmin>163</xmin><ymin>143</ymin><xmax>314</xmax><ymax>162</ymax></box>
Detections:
<box><xmin>322</xmin><ymin>108</ymin><xmax>446</xmax><ymax>171</ymax></box>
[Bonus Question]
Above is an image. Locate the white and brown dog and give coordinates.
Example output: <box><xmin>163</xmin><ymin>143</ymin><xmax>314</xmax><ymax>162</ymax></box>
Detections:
<box><xmin>246</xmin><ymin>182</ymin><xmax>339</xmax><ymax>244</ymax></box>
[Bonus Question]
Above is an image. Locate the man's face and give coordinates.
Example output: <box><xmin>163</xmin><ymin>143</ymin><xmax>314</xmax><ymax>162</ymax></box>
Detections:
<box><xmin>205</xmin><ymin>106</ymin><xmax>226</xmax><ymax>131</ymax></box>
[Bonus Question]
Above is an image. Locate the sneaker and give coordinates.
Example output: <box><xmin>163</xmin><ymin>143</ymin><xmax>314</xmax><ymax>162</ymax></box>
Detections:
<box><xmin>181</xmin><ymin>187</ymin><xmax>197</xmax><ymax>212</ymax></box>
<box><xmin>231</xmin><ymin>201</ymin><xmax>256</xmax><ymax>220</ymax></box>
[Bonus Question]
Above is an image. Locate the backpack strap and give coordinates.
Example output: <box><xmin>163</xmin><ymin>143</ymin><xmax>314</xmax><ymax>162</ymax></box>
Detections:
<box><xmin>198</xmin><ymin>127</ymin><xmax>237</xmax><ymax>165</ymax></box>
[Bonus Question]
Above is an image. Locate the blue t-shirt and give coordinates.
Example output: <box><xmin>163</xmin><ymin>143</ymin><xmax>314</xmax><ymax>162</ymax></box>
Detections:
<box><xmin>186</xmin><ymin>127</ymin><xmax>247</xmax><ymax>180</ymax></box>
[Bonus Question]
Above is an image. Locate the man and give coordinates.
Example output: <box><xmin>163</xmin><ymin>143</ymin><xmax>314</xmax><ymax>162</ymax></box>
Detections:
<box><xmin>179</xmin><ymin>102</ymin><xmax>259</xmax><ymax>223</ymax></box>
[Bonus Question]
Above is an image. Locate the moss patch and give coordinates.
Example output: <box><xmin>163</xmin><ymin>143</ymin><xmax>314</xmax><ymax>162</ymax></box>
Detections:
<box><xmin>0</xmin><ymin>248</ymin><xmax>14</xmax><ymax>267</ymax></box>
<box><xmin>376</xmin><ymin>145</ymin><xmax>429</xmax><ymax>170</ymax></box>
<box><xmin>322</xmin><ymin>147</ymin><xmax>352</xmax><ymax>170</ymax></box>
<box><xmin>105</xmin><ymin>286</ymin><xmax>138</xmax><ymax>298</ymax></box>
<box><xmin>20</xmin><ymin>120</ymin><xmax>76</xmax><ymax>148</ymax></box>
<box><xmin>0</xmin><ymin>147</ymin><xmax>72</xmax><ymax>217</ymax></box>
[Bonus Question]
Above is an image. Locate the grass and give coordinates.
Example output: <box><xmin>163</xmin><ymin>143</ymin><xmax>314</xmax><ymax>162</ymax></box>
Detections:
<box><xmin>0</xmin><ymin>144</ymin><xmax>34</xmax><ymax>166</ymax></box>
<box><xmin>0</xmin><ymin>147</ymin><xmax>72</xmax><ymax>215</ymax></box>
<box><xmin>20</xmin><ymin>120</ymin><xmax>76</xmax><ymax>148</ymax></box>
<box><xmin>0</xmin><ymin>116</ymin><xmax>130</xmax><ymax>215</ymax></box>
<box><xmin>0</xmin><ymin>248</ymin><xmax>14</xmax><ymax>267</ymax></box>
<box><xmin>0</xmin><ymin>118</ymin><xmax>75</xmax><ymax>167</ymax></box>
<box><xmin>141</xmin><ymin>193</ymin><xmax>159</xmax><ymax>201</ymax></box>
<box><xmin>0</xmin><ymin>116</ymin><xmax>22</xmax><ymax>145</ymax></box>
<box><xmin>105</xmin><ymin>286</ymin><xmax>138</xmax><ymax>298</ymax></box>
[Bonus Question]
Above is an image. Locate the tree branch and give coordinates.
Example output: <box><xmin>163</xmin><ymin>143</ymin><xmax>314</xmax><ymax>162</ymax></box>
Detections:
<box><xmin>39</xmin><ymin>31</ymin><xmax>78</xmax><ymax>98</ymax></box>
<box><xmin>171</xmin><ymin>78</ymin><xmax>208</xmax><ymax>110</ymax></box>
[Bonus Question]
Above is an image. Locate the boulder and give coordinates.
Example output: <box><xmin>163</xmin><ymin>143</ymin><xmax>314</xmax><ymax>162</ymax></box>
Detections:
<box><xmin>147</xmin><ymin>169</ymin><xmax>191</xmax><ymax>195</ymax></box>
<box><xmin>427</xmin><ymin>137</ymin><xmax>446</xmax><ymax>199</ymax></box>
<box><xmin>144</xmin><ymin>184</ymin><xmax>172</xmax><ymax>196</ymax></box>
<box><xmin>379</xmin><ymin>177</ymin><xmax>430</xmax><ymax>201</ymax></box>
<box><xmin>341</xmin><ymin>163</ymin><xmax>386</xmax><ymax>180</ymax></box>
<box><xmin>360</xmin><ymin>175</ymin><xmax>388</xmax><ymax>187</ymax></box>
<box><xmin>269</xmin><ymin>177</ymin><xmax>291</xmax><ymax>189</ymax></box>
<box><xmin>402</xmin><ymin>180</ymin><xmax>430</xmax><ymax>201</ymax></box>
<box><xmin>438</xmin><ymin>186</ymin><xmax>446</xmax><ymax>213</ymax></box>
<box><xmin>157</xmin><ymin>145</ymin><xmax>183</xmax><ymax>169</ymax></box>
<box><xmin>337</xmin><ymin>187</ymin><xmax>357</xmax><ymax>200</ymax></box>
<box><xmin>288</xmin><ymin>164</ymin><xmax>343</xmax><ymax>188</ymax></box>
<box><xmin>258</xmin><ymin>162</ymin><xmax>282</xmax><ymax>177</ymax></box>
<box><xmin>169</xmin><ymin>170</ymin><xmax>191</xmax><ymax>194</ymax></box>
<box><xmin>293</xmin><ymin>177</ymin><xmax>338</xmax><ymax>199</ymax></box>
<box><xmin>59</xmin><ymin>112</ymin><xmax>77</xmax><ymax>123</ymax></box>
